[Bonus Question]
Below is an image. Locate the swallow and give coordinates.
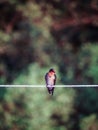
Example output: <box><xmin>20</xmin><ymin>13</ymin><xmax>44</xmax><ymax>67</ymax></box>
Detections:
<box><xmin>45</xmin><ymin>68</ymin><xmax>56</xmax><ymax>95</ymax></box>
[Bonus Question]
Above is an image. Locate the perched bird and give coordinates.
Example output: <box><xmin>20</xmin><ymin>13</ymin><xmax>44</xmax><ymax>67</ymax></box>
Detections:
<box><xmin>45</xmin><ymin>69</ymin><xmax>56</xmax><ymax>95</ymax></box>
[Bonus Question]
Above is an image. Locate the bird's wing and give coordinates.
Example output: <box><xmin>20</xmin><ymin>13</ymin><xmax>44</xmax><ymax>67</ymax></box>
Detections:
<box><xmin>54</xmin><ymin>74</ymin><xmax>56</xmax><ymax>85</ymax></box>
<box><xmin>45</xmin><ymin>73</ymin><xmax>48</xmax><ymax>84</ymax></box>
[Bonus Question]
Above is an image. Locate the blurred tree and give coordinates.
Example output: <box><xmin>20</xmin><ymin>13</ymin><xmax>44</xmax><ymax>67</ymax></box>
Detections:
<box><xmin>0</xmin><ymin>88</ymin><xmax>32</xmax><ymax>130</ymax></box>
<box><xmin>67</xmin><ymin>87</ymin><xmax>98</xmax><ymax>130</ymax></box>
<box><xmin>0</xmin><ymin>1</ymin><xmax>98</xmax><ymax>130</ymax></box>
<box><xmin>0</xmin><ymin>0</ymin><xmax>98</xmax><ymax>85</ymax></box>
<box><xmin>0</xmin><ymin>87</ymin><xmax>6</xmax><ymax>101</ymax></box>
<box><xmin>0</xmin><ymin>87</ymin><xmax>75</xmax><ymax>130</ymax></box>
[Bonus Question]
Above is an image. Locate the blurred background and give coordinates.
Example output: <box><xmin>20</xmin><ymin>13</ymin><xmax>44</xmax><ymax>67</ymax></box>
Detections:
<box><xmin>0</xmin><ymin>0</ymin><xmax>98</xmax><ymax>130</ymax></box>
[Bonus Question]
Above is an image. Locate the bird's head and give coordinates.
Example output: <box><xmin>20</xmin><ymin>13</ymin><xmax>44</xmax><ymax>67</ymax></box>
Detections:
<box><xmin>49</xmin><ymin>68</ymin><xmax>55</xmax><ymax>74</ymax></box>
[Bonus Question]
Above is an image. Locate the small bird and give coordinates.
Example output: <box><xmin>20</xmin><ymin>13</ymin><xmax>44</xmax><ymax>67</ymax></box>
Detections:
<box><xmin>45</xmin><ymin>69</ymin><xmax>56</xmax><ymax>95</ymax></box>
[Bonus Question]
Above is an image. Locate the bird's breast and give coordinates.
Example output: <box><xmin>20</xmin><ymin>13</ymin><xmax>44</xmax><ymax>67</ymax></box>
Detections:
<box><xmin>47</xmin><ymin>75</ymin><xmax>55</xmax><ymax>85</ymax></box>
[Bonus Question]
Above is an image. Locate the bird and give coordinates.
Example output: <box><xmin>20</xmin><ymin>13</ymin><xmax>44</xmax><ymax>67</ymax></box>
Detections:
<box><xmin>45</xmin><ymin>68</ymin><xmax>56</xmax><ymax>95</ymax></box>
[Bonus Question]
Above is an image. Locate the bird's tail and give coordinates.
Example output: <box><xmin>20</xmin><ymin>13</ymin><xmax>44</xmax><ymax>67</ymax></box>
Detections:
<box><xmin>46</xmin><ymin>85</ymin><xmax>54</xmax><ymax>96</ymax></box>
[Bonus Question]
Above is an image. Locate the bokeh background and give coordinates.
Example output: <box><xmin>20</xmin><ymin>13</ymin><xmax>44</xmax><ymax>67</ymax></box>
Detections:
<box><xmin>0</xmin><ymin>0</ymin><xmax>98</xmax><ymax>130</ymax></box>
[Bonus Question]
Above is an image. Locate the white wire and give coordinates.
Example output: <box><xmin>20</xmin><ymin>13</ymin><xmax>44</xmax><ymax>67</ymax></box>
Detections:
<box><xmin>0</xmin><ymin>85</ymin><xmax>98</xmax><ymax>87</ymax></box>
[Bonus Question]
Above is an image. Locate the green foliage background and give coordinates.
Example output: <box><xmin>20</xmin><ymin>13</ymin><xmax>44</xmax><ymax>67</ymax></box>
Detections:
<box><xmin>0</xmin><ymin>0</ymin><xmax>98</xmax><ymax>130</ymax></box>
